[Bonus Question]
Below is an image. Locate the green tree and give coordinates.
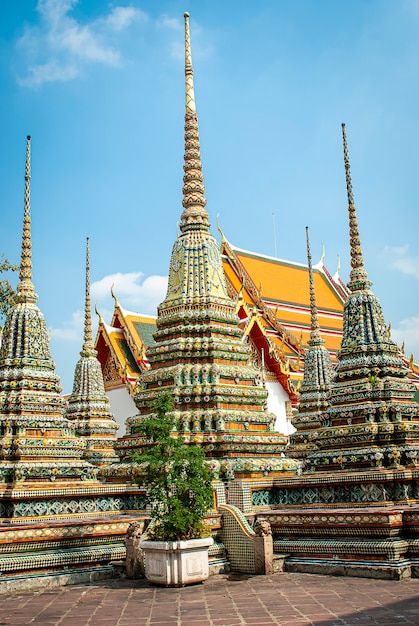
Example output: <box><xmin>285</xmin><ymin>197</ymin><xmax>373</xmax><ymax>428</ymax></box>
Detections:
<box><xmin>0</xmin><ymin>255</ymin><xmax>18</xmax><ymax>323</ymax></box>
<box><xmin>132</xmin><ymin>392</ymin><xmax>214</xmax><ymax>541</ymax></box>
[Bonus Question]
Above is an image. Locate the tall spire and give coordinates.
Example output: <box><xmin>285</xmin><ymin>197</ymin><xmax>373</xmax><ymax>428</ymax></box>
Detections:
<box><xmin>66</xmin><ymin>238</ymin><xmax>118</xmax><ymax>466</ymax></box>
<box><xmin>82</xmin><ymin>237</ymin><xmax>95</xmax><ymax>356</ymax></box>
<box><xmin>288</xmin><ymin>228</ymin><xmax>333</xmax><ymax>460</ymax></box>
<box><xmin>341</xmin><ymin>123</ymin><xmax>370</xmax><ymax>292</ymax></box>
<box><xmin>304</xmin><ymin>125</ymin><xmax>419</xmax><ymax>473</ymax></box>
<box><xmin>0</xmin><ymin>136</ymin><xmax>97</xmax><ymax>488</ymax></box>
<box><xmin>18</xmin><ymin>135</ymin><xmax>37</xmax><ymax>303</ymax></box>
<box><xmin>306</xmin><ymin>227</ymin><xmax>323</xmax><ymax>346</ymax></box>
<box><xmin>180</xmin><ymin>12</ymin><xmax>209</xmax><ymax>234</ymax></box>
<box><xmin>184</xmin><ymin>12</ymin><xmax>196</xmax><ymax>115</ymax></box>
<box><xmin>114</xmin><ymin>12</ymin><xmax>300</xmax><ymax>482</ymax></box>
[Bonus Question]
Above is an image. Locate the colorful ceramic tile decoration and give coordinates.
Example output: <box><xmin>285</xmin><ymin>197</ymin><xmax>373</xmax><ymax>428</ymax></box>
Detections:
<box><xmin>287</xmin><ymin>227</ymin><xmax>334</xmax><ymax>458</ymax></box>
<box><xmin>248</xmin><ymin>124</ymin><xmax>419</xmax><ymax>580</ymax></box>
<box><xmin>0</xmin><ymin>137</ymin><xmax>95</xmax><ymax>489</ymax></box>
<box><xmin>111</xmin><ymin>14</ymin><xmax>301</xmax><ymax>483</ymax></box>
<box><xmin>65</xmin><ymin>238</ymin><xmax>119</xmax><ymax>466</ymax></box>
<box><xmin>3</xmin><ymin>13</ymin><xmax>419</xmax><ymax>586</ymax></box>
<box><xmin>0</xmin><ymin>136</ymin><xmax>145</xmax><ymax>584</ymax></box>
<box><xmin>304</xmin><ymin>124</ymin><xmax>419</xmax><ymax>473</ymax></box>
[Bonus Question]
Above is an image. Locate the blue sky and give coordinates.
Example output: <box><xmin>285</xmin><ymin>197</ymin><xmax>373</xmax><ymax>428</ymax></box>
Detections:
<box><xmin>1</xmin><ymin>0</ymin><xmax>418</xmax><ymax>394</ymax></box>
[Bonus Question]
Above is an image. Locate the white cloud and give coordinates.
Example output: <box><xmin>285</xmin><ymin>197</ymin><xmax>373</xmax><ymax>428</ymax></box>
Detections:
<box><xmin>157</xmin><ymin>15</ymin><xmax>182</xmax><ymax>31</ymax></box>
<box><xmin>384</xmin><ymin>245</ymin><xmax>419</xmax><ymax>279</ymax></box>
<box><xmin>17</xmin><ymin>0</ymin><xmax>146</xmax><ymax>87</ymax></box>
<box><xmin>391</xmin><ymin>315</ymin><xmax>419</xmax><ymax>359</ymax></box>
<box><xmin>91</xmin><ymin>271</ymin><xmax>167</xmax><ymax>316</ymax></box>
<box><xmin>50</xmin><ymin>309</ymin><xmax>84</xmax><ymax>341</ymax></box>
<box><xmin>103</xmin><ymin>6</ymin><xmax>148</xmax><ymax>32</ymax></box>
<box><xmin>49</xmin><ymin>271</ymin><xmax>166</xmax><ymax>346</ymax></box>
<box><xmin>21</xmin><ymin>60</ymin><xmax>79</xmax><ymax>85</ymax></box>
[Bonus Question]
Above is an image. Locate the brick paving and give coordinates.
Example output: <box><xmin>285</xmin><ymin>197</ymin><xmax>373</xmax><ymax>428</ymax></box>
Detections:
<box><xmin>0</xmin><ymin>573</ymin><xmax>418</xmax><ymax>626</ymax></box>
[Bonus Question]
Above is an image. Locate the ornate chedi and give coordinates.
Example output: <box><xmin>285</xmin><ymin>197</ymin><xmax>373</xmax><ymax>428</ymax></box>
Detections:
<box><xmin>287</xmin><ymin>227</ymin><xmax>333</xmax><ymax>459</ymax></box>
<box><xmin>0</xmin><ymin>137</ymin><xmax>145</xmax><ymax>586</ymax></box>
<box><xmin>114</xmin><ymin>13</ymin><xmax>300</xmax><ymax>481</ymax></box>
<box><xmin>247</xmin><ymin>126</ymin><xmax>419</xmax><ymax>580</ymax></box>
<box><xmin>305</xmin><ymin>124</ymin><xmax>419</xmax><ymax>472</ymax></box>
<box><xmin>0</xmin><ymin>136</ymin><xmax>97</xmax><ymax>491</ymax></box>
<box><xmin>65</xmin><ymin>238</ymin><xmax>119</xmax><ymax>466</ymax></box>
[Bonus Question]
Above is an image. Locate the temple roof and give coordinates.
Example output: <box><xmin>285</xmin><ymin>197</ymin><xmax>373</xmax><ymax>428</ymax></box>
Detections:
<box><xmin>95</xmin><ymin>308</ymin><xmax>155</xmax><ymax>389</ymax></box>
<box><xmin>223</xmin><ymin>244</ymin><xmax>347</xmax><ymax>312</ymax></box>
<box><xmin>221</xmin><ymin>236</ymin><xmax>347</xmax><ymax>401</ymax></box>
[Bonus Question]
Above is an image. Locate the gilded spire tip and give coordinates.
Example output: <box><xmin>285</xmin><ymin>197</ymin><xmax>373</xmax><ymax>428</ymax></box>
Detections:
<box><xmin>180</xmin><ymin>11</ymin><xmax>209</xmax><ymax>233</ymax></box>
<box><xmin>82</xmin><ymin>236</ymin><xmax>94</xmax><ymax>353</ymax></box>
<box><xmin>341</xmin><ymin>123</ymin><xmax>370</xmax><ymax>292</ymax></box>
<box><xmin>18</xmin><ymin>134</ymin><xmax>37</xmax><ymax>303</ymax></box>
<box><xmin>306</xmin><ymin>227</ymin><xmax>322</xmax><ymax>345</ymax></box>
<box><xmin>184</xmin><ymin>11</ymin><xmax>196</xmax><ymax>115</ymax></box>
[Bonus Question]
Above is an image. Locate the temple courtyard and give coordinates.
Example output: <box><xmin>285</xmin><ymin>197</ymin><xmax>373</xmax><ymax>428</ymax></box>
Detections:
<box><xmin>0</xmin><ymin>573</ymin><xmax>418</xmax><ymax>626</ymax></box>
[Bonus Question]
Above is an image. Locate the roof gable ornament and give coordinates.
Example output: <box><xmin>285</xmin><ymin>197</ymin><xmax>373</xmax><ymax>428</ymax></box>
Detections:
<box><xmin>332</xmin><ymin>254</ymin><xmax>341</xmax><ymax>282</ymax></box>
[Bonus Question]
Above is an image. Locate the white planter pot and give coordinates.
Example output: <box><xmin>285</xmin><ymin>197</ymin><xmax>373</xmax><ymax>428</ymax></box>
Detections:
<box><xmin>140</xmin><ymin>537</ymin><xmax>214</xmax><ymax>587</ymax></box>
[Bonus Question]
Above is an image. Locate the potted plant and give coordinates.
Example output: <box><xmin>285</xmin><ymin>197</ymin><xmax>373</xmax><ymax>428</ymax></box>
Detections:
<box><xmin>132</xmin><ymin>392</ymin><xmax>214</xmax><ymax>586</ymax></box>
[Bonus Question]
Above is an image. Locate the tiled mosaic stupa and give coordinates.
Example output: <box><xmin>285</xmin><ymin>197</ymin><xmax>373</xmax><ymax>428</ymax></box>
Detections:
<box><xmin>248</xmin><ymin>125</ymin><xmax>419</xmax><ymax>580</ymax></box>
<box><xmin>114</xmin><ymin>13</ymin><xmax>300</xmax><ymax>482</ymax></box>
<box><xmin>0</xmin><ymin>138</ymin><xmax>145</xmax><ymax>585</ymax></box>
<box><xmin>305</xmin><ymin>124</ymin><xmax>419</xmax><ymax>472</ymax></box>
<box><xmin>287</xmin><ymin>227</ymin><xmax>333</xmax><ymax>459</ymax></box>
<box><xmin>65</xmin><ymin>238</ymin><xmax>119</xmax><ymax>466</ymax></box>
<box><xmin>0</xmin><ymin>136</ymin><xmax>97</xmax><ymax>493</ymax></box>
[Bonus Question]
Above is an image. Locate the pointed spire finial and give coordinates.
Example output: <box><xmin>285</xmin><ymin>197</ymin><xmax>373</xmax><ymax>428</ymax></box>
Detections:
<box><xmin>17</xmin><ymin>135</ymin><xmax>37</xmax><ymax>303</ymax></box>
<box><xmin>180</xmin><ymin>12</ymin><xmax>209</xmax><ymax>233</ymax></box>
<box><xmin>81</xmin><ymin>237</ymin><xmax>95</xmax><ymax>356</ymax></box>
<box><xmin>341</xmin><ymin>123</ymin><xmax>371</xmax><ymax>292</ymax></box>
<box><xmin>306</xmin><ymin>227</ymin><xmax>324</xmax><ymax>346</ymax></box>
<box><xmin>184</xmin><ymin>12</ymin><xmax>196</xmax><ymax>115</ymax></box>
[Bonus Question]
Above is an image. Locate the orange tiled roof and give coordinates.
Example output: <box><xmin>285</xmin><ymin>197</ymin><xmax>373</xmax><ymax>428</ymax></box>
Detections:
<box><xmin>221</xmin><ymin>239</ymin><xmax>347</xmax><ymax>401</ymax></box>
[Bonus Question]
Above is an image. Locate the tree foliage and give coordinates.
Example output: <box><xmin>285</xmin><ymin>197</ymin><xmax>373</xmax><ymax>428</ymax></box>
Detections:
<box><xmin>132</xmin><ymin>392</ymin><xmax>214</xmax><ymax>541</ymax></box>
<box><xmin>0</xmin><ymin>255</ymin><xmax>18</xmax><ymax>323</ymax></box>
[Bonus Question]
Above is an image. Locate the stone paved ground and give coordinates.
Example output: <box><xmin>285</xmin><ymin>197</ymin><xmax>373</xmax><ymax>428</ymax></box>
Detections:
<box><xmin>0</xmin><ymin>573</ymin><xmax>418</xmax><ymax>626</ymax></box>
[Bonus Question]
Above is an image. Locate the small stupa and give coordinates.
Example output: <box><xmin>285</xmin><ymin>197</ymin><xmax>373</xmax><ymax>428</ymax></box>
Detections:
<box><xmin>65</xmin><ymin>238</ymin><xmax>119</xmax><ymax>466</ymax></box>
<box><xmin>305</xmin><ymin>124</ymin><xmax>419</xmax><ymax>471</ymax></box>
<box><xmin>287</xmin><ymin>227</ymin><xmax>333</xmax><ymax>459</ymax></box>
<box><xmin>0</xmin><ymin>136</ymin><xmax>97</xmax><ymax>495</ymax></box>
<box><xmin>114</xmin><ymin>14</ymin><xmax>300</xmax><ymax>481</ymax></box>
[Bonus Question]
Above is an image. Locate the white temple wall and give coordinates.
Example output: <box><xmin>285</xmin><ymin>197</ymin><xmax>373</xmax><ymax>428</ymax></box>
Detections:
<box><xmin>106</xmin><ymin>381</ymin><xmax>295</xmax><ymax>437</ymax></box>
<box><xmin>106</xmin><ymin>387</ymin><xmax>137</xmax><ymax>435</ymax></box>
<box><xmin>266</xmin><ymin>381</ymin><xmax>296</xmax><ymax>436</ymax></box>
